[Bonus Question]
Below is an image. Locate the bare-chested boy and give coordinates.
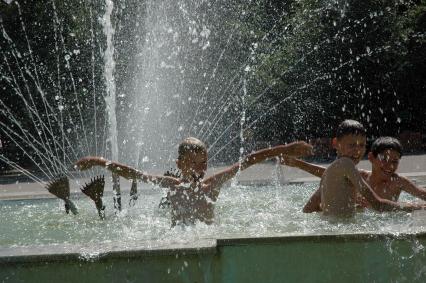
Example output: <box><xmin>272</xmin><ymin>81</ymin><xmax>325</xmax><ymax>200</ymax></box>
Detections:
<box><xmin>282</xmin><ymin>136</ymin><xmax>426</xmax><ymax>212</ymax></box>
<box><xmin>365</xmin><ymin>137</ymin><xmax>426</xmax><ymax>202</ymax></box>
<box><xmin>280</xmin><ymin>120</ymin><xmax>426</xmax><ymax>217</ymax></box>
<box><xmin>75</xmin><ymin>137</ymin><xmax>313</xmax><ymax>226</ymax></box>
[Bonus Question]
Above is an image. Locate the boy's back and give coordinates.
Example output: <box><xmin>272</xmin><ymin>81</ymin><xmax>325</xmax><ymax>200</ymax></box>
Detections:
<box><xmin>321</xmin><ymin>157</ymin><xmax>359</xmax><ymax>217</ymax></box>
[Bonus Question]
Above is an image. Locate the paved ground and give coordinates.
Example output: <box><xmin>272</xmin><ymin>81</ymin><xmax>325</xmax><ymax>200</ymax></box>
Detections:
<box><xmin>1</xmin><ymin>154</ymin><xmax>426</xmax><ymax>200</ymax></box>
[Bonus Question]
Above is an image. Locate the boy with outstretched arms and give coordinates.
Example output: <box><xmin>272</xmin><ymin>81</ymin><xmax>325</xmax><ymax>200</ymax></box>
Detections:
<box><xmin>75</xmin><ymin>137</ymin><xmax>313</xmax><ymax>226</ymax></box>
<box><xmin>283</xmin><ymin>136</ymin><xmax>426</xmax><ymax>212</ymax></box>
<box><xmin>281</xmin><ymin>120</ymin><xmax>426</xmax><ymax>217</ymax></box>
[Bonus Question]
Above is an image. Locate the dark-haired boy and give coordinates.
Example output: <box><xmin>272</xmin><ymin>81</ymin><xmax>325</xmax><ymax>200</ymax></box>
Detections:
<box><xmin>365</xmin><ymin>137</ymin><xmax>426</xmax><ymax>202</ymax></box>
<box><xmin>282</xmin><ymin>120</ymin><xmax>426</xmax><ymax>217</ymax></box>
<box><xmin>75</xmin><ymin>137</ymin><xmax>313</xmax><ymax>226</ymax></box>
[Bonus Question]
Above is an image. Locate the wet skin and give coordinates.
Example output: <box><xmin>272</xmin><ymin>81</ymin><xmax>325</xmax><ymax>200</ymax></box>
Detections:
<box><xmin>171</xmin><ymin>150</ymin><xmax>214</xmax><ymax>226</ymax></box>
<box><xmin>320</xmin><ymin>134</ymin><xmax>367</xmax><ymax>216</ymax></box>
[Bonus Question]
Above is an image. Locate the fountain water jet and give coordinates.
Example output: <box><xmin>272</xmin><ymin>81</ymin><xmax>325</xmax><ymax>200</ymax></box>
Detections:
<box><xmin>102</xmin><ymin>0</ymin><xmax>122</xmax><ymax>213</ymax></box>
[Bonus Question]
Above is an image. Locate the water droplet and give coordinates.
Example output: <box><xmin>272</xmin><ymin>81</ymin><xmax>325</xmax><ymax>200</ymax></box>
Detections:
<box><xmin>200</xmin><ymin>26</ymin><xmax>210</xmax><ymax>38</ymax></box>
<box><xmin>202</xmin><ymin>41</ymin><xmax>210</xmax><ymax>50</ymax></box>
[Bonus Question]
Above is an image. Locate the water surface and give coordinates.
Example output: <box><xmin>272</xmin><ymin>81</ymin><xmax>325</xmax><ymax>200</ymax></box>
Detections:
<box><xmin>1</xmin><ymin>182</ymin><xmax>424</xmax><ymax>249</ymax></box>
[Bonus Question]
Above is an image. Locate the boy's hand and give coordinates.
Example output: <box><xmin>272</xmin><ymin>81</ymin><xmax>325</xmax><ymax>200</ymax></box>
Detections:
<box><xmin>284</xmin><ymin>141</ymin><xmax>313</xmax><ymax>157</ymax></box>
<box><xmin>74</xmin><ymin>156</ymin><xmax>106</xmax><ymax>171</ymax></box>
<box><xmin>280</xmin><ymin>155</ymin><xmax>298</xmax><ymax>167</ymax></box>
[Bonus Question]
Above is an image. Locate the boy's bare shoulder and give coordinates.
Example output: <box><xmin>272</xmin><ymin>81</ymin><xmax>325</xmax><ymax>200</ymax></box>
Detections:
<box><xmin>327</xmin><ymin>156</ymin><xmax>354</xmax><ymax>170</ymax></box>
<box><xmin>322</xmin><ymin>157</ymin><xmax>357</xmax><ymax>181</ymax></box>
<box><xmin>336</xmin><ymin>156</ymin><xmax>354</xmax><ymax>164</ymax></box>
<box><xmin>391</xmin><ymin>173</ymin><xmax>410</xmax><ymax>185</ymax></box>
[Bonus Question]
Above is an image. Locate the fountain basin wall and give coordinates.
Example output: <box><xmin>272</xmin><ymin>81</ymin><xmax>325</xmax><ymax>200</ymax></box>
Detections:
<box><xmin>1</xmin><ymin>233</ymin><xmax>426</xmax><ymax>283</ymax></box>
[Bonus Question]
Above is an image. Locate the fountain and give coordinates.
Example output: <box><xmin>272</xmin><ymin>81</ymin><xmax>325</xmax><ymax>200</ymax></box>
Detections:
<box><xmin>1</xmin><ymin>0</ymin><xmax>426</xmax><ymax>281</ymax></box>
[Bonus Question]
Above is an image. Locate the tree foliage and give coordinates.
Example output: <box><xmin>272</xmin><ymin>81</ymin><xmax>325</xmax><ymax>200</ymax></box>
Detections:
<box><xmin>242</xmin><ymin>0</ymin><xmax>426</xmax><ymax>142</ymax></box>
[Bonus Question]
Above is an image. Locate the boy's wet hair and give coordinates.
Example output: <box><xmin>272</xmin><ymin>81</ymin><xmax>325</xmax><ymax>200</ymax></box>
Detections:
<box><xmin>371</xmin><ymin>137</ymin><xmax>402</xmax><ymax>157</ymax></box>
<box><xmin>178</xmin><ymin>137</ymin><xmax>207</xmax><ymax>159</ymax></box>
<box><xmin>336</xmin><ymin>119</ymin><xmax>366</xmax><ymax>139</ymax></box>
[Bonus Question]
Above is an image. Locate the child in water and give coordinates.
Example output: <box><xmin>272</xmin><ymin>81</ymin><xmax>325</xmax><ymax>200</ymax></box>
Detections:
<box><xmin>75</xmin><ymin>137</ymin><xmax>313</xmax><ymax>226</ymax></box>
<box><xmin>282</xmin><ymin>135</ymin><xmax>426</xmax><ymax>212</ymax></box>
<box><xmin>281</xmin><ymin>120</ymin><xmax>426</xmax><ymax>217</ymax></box>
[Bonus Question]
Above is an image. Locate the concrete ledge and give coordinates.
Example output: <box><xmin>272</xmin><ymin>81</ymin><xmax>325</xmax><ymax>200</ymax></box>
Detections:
<box><xmin>0</xmin><ymin>239</ymin><xmax>217</xmax><ymax>264</ymax></box>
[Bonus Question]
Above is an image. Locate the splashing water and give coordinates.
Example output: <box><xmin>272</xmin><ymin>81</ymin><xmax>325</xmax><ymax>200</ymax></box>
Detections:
<box><xmin>1</xmin><ymin>182</ymin><xmax>425</xmax><ymax>249</ymax></box>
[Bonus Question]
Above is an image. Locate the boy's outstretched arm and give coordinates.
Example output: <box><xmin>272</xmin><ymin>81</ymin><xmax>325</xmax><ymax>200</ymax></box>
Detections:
<box><xmin>281</xmin><ymin>156</ymin><xmax>323</xmax><ymax>212</ymax></box>
<box><xmin>74</xmin><ymin>156</ymin><xmax>179</xmax><ymax>188</ymax></box>
<box><xmin>204</xmin><ymin>141</ymin><xmax>313</xmax><ymax>193</ymax></box>
<box><xmin>281</xmin><ymin>156</ymin><xmax>325</xmax><ymax>178</ymax></box>
<box><xmin>400</xmin><ymin>177</ymin><xmax>426</xmax><ymax>201</ymax></box>
<box><xmin>341</xmin><ymin>157</ymin><xmax>426</xmax><ymax>212</ymax></box>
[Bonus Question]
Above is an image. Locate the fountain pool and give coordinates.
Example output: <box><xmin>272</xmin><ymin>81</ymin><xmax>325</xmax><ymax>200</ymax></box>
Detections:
<box><xmin>1</xmin><ymin>0</ymin><xmax>426</xmax><ymax>281</ymax></box>
<box><xmin>1</xmin><ymin>181</ymin><xmax>426</xmax><ymax>282</ymax></box>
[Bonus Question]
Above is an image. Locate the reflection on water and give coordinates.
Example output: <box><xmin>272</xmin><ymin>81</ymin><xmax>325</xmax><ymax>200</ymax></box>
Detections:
<box><xmin>1</xmin><ymin>182</ymin><xmax>424</xmax><ymax>248</ymax></box>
